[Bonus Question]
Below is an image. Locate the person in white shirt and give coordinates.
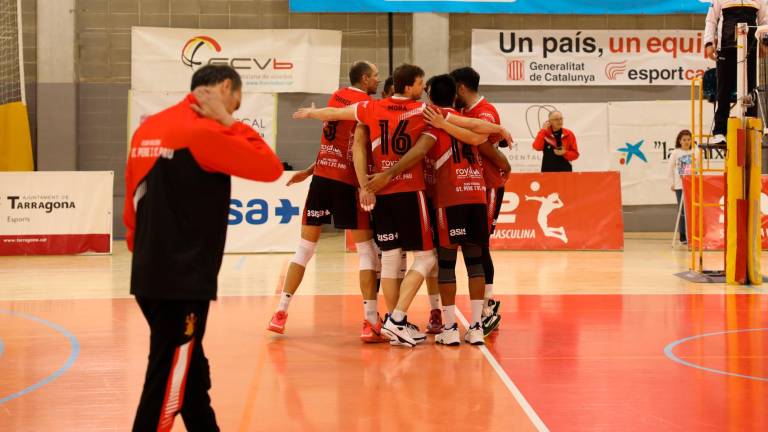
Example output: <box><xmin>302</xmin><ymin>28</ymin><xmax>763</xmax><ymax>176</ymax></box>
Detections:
<box><xmin>669</xmin><ymin>130</ymin><xmax>693</xmax><ymax>245</ymax></box>
<box><xmin>703</xmin><ymin>0</ymin><xmax>768</xmax><ymax>144</ymax></box>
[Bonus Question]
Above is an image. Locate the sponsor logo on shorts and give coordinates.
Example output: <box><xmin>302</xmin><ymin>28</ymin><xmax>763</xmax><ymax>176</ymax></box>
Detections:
<box><xmin>306</xmin><ymin>209</ymin><xmax>331</xmax><ymax>218</ymax></box>
<box><xmin>449</xmin><ymin>228</ymin><xmax>467</xmax><ymax>237</ymax></box>
<box><xmin>376</xmin><ymin>232</ymin><xmax>399</xmax><ymax>242</ymax></box>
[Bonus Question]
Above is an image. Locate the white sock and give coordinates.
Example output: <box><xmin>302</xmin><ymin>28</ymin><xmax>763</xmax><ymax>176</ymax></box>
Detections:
<box><xmin>428</xmin><ymin>294</ymin><xmax>440</xmax><ymax>310</ymax></box>
<box><xmin>363</xmin><ymin>300</ymin><xmax>378</xmax><ymax>325</ymax></box>
<box><xmin>278</xmin><ymin>292</ymin><xmax>293</xmax><ymax>312</ymax></box>
<box><xmin>484</xmin><ymin>284</ymin><xmax>494</xmax><ymax>301</ymax></box>
<box><xmin>442</xmin><ymin>305</ymin><xmax>456</xmax><ymax>328</ymax></box>
<box><xmin>391</xmin><ymin>309</ymin><xmax>406</xmax><ymax>323</ymax></box>
<box><xmin>471</xmin><ymin>300</ymin><xmax>484</xmax><ymax>327</ymax></box>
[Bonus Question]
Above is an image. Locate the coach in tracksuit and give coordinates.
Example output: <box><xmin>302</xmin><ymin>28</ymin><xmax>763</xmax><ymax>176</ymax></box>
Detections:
<box><xmin>704</xmin><ymin>0</ymin><xmax>768</xmax><ymax>143</ymax></box>
<box><xmin>124</xmin><ymin>65</ymin><xmax>283</xmax><ymax>431</ymax></box>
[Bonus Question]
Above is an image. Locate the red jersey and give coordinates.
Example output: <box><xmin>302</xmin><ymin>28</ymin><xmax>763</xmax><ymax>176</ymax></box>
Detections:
<box><xmin>313</xmin><ymin>87</ymin><xmax>372</xmax><ymax>186</ymax></box>
<box><xmin>462</xmin><ymin>96</ymin><xmax>507</xmax><ymax>189</ymax></box>
<box><xmin>124</xmin><ymin>93</ymin><xmax>283</xmax><ymax>252</ymax></box>
<box><xmin>355</xmin><ymin>96</ymin><xmax>429</xmax><ymax>195</ymax></box>
<box><xmin>425</xmin><ymin>108</ymin><xmax>486</xmax><ymax>208</ymax></box>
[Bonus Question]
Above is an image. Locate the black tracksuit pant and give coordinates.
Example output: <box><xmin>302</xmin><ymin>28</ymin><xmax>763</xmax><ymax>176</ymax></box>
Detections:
<box><xmin>132</xmin><ymin>298</ymin><xmax>219</xmax><ymax>432</ymax></box>
<box><xmin>714</xmin><ymin>47</ymin><xmax>757</xmax><ymax>135</ymax></box>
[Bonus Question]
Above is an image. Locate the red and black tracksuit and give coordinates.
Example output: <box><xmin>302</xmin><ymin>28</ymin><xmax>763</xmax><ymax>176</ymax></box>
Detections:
<box><xmin>124</xmin><ymin>94</ymin><xmax>283</xmax><ymax>431</ymax></box>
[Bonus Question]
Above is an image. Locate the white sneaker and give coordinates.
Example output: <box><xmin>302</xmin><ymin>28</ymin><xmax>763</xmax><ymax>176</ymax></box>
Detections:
<box><xmin>435</xmin><ymin>323</ymin><xmax>461</xmax><ymax>346</ymax></box>
<box><xmin>382</xmin><ymin>315</ymin><xmax>417</xmax><ymax>347</ymax></box>
<box><xmin>464</xmin><ymin>322</ymin><xmax>485</xmax><ymax>346</ymax></box>
<box><xmin>710</xmin><ymin>134</ymin><xmax>726</xmax><ymax>144</ymax></box>
<box><xmin>406</xmin><ymin>321</ymin><xmax>427</xmax><ymax>344</ymax></box>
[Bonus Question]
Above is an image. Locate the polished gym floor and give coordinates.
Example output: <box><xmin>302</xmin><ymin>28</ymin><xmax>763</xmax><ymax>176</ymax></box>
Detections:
<box><xmin>0</xmin><ymin>234</ymin><xmax>766</xmax><ymax>431</ymax></box>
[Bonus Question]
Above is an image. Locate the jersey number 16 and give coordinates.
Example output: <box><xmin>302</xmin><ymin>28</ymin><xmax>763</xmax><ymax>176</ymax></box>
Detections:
<box><xmin>378</xmin><ymin>120</ymin><xmax>412</xmax><ymax>156</ymax></box>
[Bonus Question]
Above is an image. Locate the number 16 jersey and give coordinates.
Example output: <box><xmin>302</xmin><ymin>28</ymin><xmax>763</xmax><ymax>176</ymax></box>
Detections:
<box><xmin>354</xmin><ymin>96</ymin><xmax>429</xmax><ymax>195</ymax></box>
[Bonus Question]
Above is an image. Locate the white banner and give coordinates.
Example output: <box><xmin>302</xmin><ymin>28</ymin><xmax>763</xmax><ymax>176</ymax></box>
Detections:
<box><xmin>131</xmin><ymin>27</ymin><xmax>342</xmax><ymax>94</ymax></box>
<box><xmin>225</xmin><ymin>172</ymin><xmax>309</xmax><ymax>253</ymax></box>
<box><xmin>128</xmin><ymin>91</ymin><xmax>277</xmax><ymax>151</ymax></box>
<box><xmin>609</xmin><ymin>100</ymin><xmax>715</xmax><ymax>205</ymax></box>
<box><xmin>472</xmin><ymin>29</ymin><xmax>711</xmax><ymax>86</ymax></box>
<box><xmin>496</xmin><ymin>102</ymin><xmax>610</xmax><ymax>173</ymax></box>
<box><xmin>0</xmin><ymin>172</ymin><xmax>113</xmax><ymax>255</ymax></box>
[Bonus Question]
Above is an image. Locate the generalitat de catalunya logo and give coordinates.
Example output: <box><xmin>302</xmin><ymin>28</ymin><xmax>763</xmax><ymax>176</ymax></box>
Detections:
<box><xmin>181</xmin><ymin>36</ymin><xmax>222</xmax><ymax>69</ymax></box>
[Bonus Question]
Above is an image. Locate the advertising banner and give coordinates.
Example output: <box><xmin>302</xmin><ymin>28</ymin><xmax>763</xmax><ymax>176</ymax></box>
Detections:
<box><xmin>132</xmin><ymin>27</ymin><xmax>342</xmax><ymax>94</ymax></box>
<box><xmin>225</xmin><ymin>172</ymin><xmax>309</xmax><ymax>253</ymax></box>
<box><xmin>491</xmin><ymin>172</ymin><xmax>624</xmax><ymax>250</ymax></box>
<box><xmin>0</xmin><ymin>172</ymin><xmax>113</xmax><ymax>255</ymax></box>
<box><xmin>473</xmin><ymin>29</ymin><xmax>711</xmax><ymax>86</ymax></box>
<box><xmin>609</xmin><ymin>100</ymin><xmax>716</xmax><ymax>205</ymax></box>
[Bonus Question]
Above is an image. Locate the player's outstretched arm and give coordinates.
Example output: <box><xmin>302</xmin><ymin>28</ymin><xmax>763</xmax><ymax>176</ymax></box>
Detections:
<box><xmin>365</xmin><ymin>134</ymin><xmax>436</xmax><ymax>194</ymax></box>
<box><xmin>423</xmin><ymin>107</ymin><xmax>487</xmax><ymax>145</ymax></box>
<box><xmin>441</xmin><ymin>109</ymin><xmax>514</xmax><ymax>144</ymax></box>
<box><xmin>286</xmin><ymin>163</ymin><xmax>315</xmax><ymax>186</ymax></box>
<box><xmin>293</xmin><ymin>103</ymin><xmax>357</xmax><ymax>121</ymax></box>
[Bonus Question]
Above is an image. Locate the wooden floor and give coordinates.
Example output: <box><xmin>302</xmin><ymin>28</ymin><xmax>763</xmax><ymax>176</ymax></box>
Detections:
<box><xmin>0</xmin><ymin>234</ymin><xmax>766</xmax><ymax>431</ymax></box>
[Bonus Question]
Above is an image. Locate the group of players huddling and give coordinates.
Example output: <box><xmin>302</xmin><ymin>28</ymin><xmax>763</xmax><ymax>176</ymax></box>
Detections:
<box><xmin>267</xmin><ymin>62</ymin><xmax>512</xmax><ymax>348</ymax></box>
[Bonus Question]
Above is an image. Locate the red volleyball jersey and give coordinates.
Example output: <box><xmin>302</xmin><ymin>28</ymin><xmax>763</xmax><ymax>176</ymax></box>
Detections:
<box><xmin>462</xmin><ymin>96</ymin><xmax>506</xmax><ymax>189</ymax></box>
<box><xmin>313</xmin><ymin>87</ymin><xmax>373</xmax><ymax>186</ymax></box>
<box><xmin>355</xmin><ymin>96</ymin><xmax>429</xmax><ymax>195</ymax></box>
<box><xmin>426</xmin><ymin>108</ymin><xmax>486</xmax><ymax>208</ymax></box>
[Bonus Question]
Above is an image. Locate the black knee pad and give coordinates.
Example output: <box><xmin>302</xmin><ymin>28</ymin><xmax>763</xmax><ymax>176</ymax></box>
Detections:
<box><xmin>437</xmin><ymin>247</ymin><xmax>457</xmax><ymax>284</ymax></box>
<box><xmin>481</xmin><ymin>245</ymin><xmax>494</xmax><ymax>284</ymax></box>
<box><xmin>462</xmin><ymin>244</ymin><xmax>485</xmax><ymax>279</ymax></box>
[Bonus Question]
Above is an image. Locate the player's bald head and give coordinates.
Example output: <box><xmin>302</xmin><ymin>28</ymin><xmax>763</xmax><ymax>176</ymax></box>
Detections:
<box><xmin>548</xmin><ymin>110</ymin><xmax>563</xmax><ymax>120</ymax></box>
<box><xmin>349</xmin><ymin>61</ymin><xmax>376</xmax><ymax>84</ymax></box>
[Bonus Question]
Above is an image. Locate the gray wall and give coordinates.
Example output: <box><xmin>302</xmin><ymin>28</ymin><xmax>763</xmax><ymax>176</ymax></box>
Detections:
<box><xmin>21</xmin><ymin>2</ymin><xmax>710</xmax><ymax>236</ymax></box>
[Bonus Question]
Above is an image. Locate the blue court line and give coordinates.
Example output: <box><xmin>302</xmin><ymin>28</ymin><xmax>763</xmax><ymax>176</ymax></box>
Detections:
<box><xmin>0</xmin><ymin>337</ymin><xmax>4</xmax><ymax>357</ymax></box>
<box><xmin>0</xmin><ymin>309</ymin><xmax>81</xmax><ymax>404</ymax></box>
<box><xmin>664</xmin><ymin>328</ymin><xmax>768</xmax><ymax>383</ymax></box>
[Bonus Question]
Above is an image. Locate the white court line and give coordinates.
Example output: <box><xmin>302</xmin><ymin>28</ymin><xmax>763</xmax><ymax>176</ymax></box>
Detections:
<box><xmin>455</xmin><ymin>309</ymin><xmax>549</xmax><ymax>432</ymax></box>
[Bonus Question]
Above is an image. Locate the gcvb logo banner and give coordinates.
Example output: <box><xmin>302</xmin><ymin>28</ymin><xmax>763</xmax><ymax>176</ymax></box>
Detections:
<box><xmin>132</xmin><ymin>27</ymin><xmax>342</xmax><ymax>94</ymax></box>
<box><xmin>290</xmin><ymin>0</ymin><xmax>709</xmax><ymax>14</ymax></box>
<box><xmin>472</xmin><ymin>29</ymin><xmax>711</xmax><ymax>86</ymax></box>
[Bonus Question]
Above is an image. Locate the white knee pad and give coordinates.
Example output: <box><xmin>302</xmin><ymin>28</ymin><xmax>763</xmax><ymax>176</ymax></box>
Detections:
<box><xmin>290</xmin><ymin>239</ymin><xmax>317</xmax><ymax>267</ymax></box>
<box><xmin>380</xmin><ymin>248</ymin><xmax>403</xmax><ymax>279</ymax></box>
<box><xmin>356</xmin><ymin>240</ymin><xmax>379</xmax><ymax>272</ymax></box>
<box><xmin>399</xmin><ymin>251</ymin><xmax>408</xmax><ymax>279</ymax></box>
<box><xmin>411</xmin><ymin>250</ymin><xmax>437</xmax><ymax>278</ymax></box>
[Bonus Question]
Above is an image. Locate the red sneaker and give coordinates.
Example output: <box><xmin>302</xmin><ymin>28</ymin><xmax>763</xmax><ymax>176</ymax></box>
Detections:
<box><xmin>426</xmin><ymin>308</ymin><xmax>443</xmax><ymax>334</ymax></box>
<box><xmin>267</xmin><ymin>310</ymin><xmax>288</xmax><ymax>334</ymax></box>
<box><xmin>360</xmin><ymin>319</ymin><xmax>388</xmax><ymax>343</ymax></box>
